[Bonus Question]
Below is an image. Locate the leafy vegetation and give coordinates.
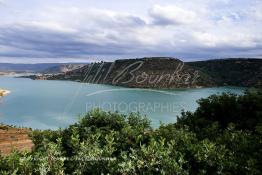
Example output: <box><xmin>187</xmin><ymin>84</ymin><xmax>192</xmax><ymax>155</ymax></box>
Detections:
<box><xmin>0</xmin><ymin>90</ymin><xmax>262</xmax><ymax>174</ymax></box>
<box><xmin>188</xmin><ymin>59</ymin><xmax>262</xmax><ymax>87</ymax></box>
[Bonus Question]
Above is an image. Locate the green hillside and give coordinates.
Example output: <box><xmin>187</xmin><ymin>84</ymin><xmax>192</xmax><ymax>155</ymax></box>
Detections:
<box><xmin>188</xmin><ymin>58</ymin><xmax>262</xmax><ymax>87</ymax></box>
<box><xmin>26</xmin><ymin>58</ymin><xmax>262</xmax><ymax>88</ymax></box>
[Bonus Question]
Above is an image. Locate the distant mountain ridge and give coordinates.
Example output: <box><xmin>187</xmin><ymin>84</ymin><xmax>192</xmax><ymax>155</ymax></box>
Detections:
<box><xmin>11</xmin><ymin>57</ymin><xmax>262</xmax><ymax>88</ymax></box>
<box><xmin>0</xmin><ymin>63</ymin><xmax>85</xmax><ymax>73</ymax></box>
<box><xmin>0</xmin><ymin>63</ymin><xmax>61</xmax><ymax>73</ymax></box>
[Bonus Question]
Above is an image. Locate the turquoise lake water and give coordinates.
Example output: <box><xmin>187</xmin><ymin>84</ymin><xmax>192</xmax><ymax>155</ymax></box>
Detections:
<box><xmin>0</xmin><ymin>76</ymin><xmax>245</xmax><ymax>129</ymax></box>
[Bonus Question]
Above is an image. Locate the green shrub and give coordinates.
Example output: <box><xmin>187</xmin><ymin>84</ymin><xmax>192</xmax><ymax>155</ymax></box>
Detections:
<box><xmin>1</xmin><ymin>91</ymin><xmax>261</xmax><ymax>174</ymax></box>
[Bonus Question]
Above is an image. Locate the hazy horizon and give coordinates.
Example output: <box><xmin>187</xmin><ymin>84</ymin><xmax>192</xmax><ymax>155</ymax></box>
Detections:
<box><xmin>0</xmin><ymin>56</ymin><xmax>262</xmax><ymax>64</ymax></box>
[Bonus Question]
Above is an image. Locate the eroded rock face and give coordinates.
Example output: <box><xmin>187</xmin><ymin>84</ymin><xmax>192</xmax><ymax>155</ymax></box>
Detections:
<box><xmin>42</xmin><ymin>64</ymin><xmax>86</xmax><ymax>74</ymax></box>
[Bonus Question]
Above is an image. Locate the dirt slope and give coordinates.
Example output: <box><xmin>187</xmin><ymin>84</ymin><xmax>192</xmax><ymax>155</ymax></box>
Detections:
<box><xmin>0</xmin><ymin>125</ymin><xmax>34</xmax><ymax>156</ymax></box>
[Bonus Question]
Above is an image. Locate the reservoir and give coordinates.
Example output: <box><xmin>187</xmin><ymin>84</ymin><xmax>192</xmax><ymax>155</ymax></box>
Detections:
<box><xmin>0</xmin><ymin>76</ymin><xmax>244</xmax><ymax>129</ymax></box>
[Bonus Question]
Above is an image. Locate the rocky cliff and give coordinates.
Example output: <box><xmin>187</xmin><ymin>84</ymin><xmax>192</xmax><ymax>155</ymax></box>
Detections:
<box><xmin>42</xmin><ymin>64</ymin><xmax>85</xmax><ymax>74</ymax></box>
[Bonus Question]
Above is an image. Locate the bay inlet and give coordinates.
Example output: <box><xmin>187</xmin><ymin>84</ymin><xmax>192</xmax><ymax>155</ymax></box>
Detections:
<box><xmin>0</xmin><ymin>76</ymin><xmax>245</xmax><ymax>129</ymax></box>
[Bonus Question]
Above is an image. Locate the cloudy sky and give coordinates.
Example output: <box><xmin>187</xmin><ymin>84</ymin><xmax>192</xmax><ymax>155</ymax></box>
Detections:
<box><xmin>0</xmin><ymin>0</ymin><xmax>261</xmax><ymax>63</ymax></box>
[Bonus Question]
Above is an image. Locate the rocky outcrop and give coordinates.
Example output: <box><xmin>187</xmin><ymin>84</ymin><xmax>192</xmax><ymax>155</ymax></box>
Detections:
<box><xmin>42</xmin><ymin>64</ymin><xmax>85</xmax><ymax>74</ymax></box>
<box><xmin>0</xmin><ymin>89</ymin><xmax>10</xmax><ymax>97</ymax></box>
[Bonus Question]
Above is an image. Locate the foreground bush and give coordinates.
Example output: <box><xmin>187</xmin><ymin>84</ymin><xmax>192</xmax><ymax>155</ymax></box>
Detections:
<box><xmin>0</xmin><ymin>91</ymin><xmax>261</xmax><ymax>174</ymax></box>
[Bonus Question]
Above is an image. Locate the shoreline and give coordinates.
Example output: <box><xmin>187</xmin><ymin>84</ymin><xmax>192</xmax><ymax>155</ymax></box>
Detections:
<box><xmin>0</xmin><ymin>89</ymin><xmax>11</xmax><ymax>97</ymax></box>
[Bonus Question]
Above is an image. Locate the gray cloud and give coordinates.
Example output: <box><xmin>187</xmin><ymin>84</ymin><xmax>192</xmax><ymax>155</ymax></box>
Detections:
<box><xmin>0</xmin><ymin>1</ymin><xmax>261</xmax><ymax>63</ymax></box>
<box><xmin>0</xmin><ymin>22</ymin><xmax>153</xmax><ymax>59</ymax></box>
<box><xmin>149</xmin><ymin>5</ymin><xmax>197</xmax><ymax>26</ymax></box>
